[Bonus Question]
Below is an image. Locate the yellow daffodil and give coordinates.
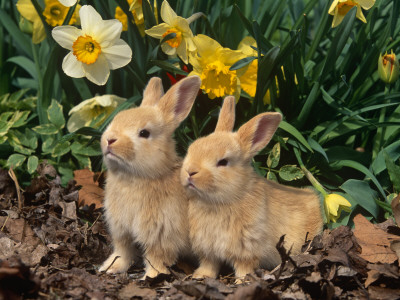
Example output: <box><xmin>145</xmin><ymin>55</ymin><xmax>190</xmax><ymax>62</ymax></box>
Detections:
<box><xmin>43</xmin><ymin>0</ymin><xmax>80</xmax><ymax>27</ymax></box>
<box><xmin>115</xmin><ymin>0</ymin><xmax>156</xmax><ymax>35</ymax></box>
<box><xmin>189</xmin><ymin>34</ymin><xmax>246</xmax><ymax>100</ymax></box>
<box><xmin>237</xmin><ymin>36</ymin><xmax>272</xmax><ymax>104</ymax></box>
<box><xmin>324</xmin><ymin>193</ymin><xmax>351</xmax><ymax>223</ymax></box>
<box><xmin>67</xmin><ymin>95</ymin><xmax>126</xmax><ymax>132</ymax></box>
<box><xmin>17</xmin><ymin>0</ymin><xmax>46</xmax><ymax>43</ymax></box>
<box><xmin>145</xmin><ymin>0</ymin><xmax>202</xmax><ymax>64</ymax></box>
<box><xmin>378</xmin><ymin>50</ymin><xmax>399</xmax><ymax>84</ymax></box>
<box><xmin>16</xmin><ymin>0</ymin><xmax>80</xmax><ymax>44</ymax></box>
<box><xmin>52</xmin><ymin>5</ymin><xmax>132</xmax><ymax>86</ymax></box>
<box><xmin>58</xmin><ymin>0</ymin><xmax>77</xmax><ymax>7</ymax></box>
<box><xmin>328</xmin><ymin>0</ymin><xmax>375</xmax><ymax>28</ymax></box>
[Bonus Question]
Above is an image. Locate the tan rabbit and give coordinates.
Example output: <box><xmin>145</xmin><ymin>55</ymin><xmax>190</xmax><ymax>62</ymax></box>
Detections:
<box><xmin>99</xmin><ymin>75</ymin><xmax>201</xmax><ymax>279</ymax></box>
<box><xmin>180</xmin><ymin>96</ymin><xmax>323</xmax><ymax>281</ymax></box>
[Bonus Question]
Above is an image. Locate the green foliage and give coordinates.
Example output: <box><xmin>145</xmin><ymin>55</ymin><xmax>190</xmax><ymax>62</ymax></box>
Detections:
<box><xmin>0</xmin><ymin>0</ymin><xmax>399</xmax><ymax>226</ymax></box>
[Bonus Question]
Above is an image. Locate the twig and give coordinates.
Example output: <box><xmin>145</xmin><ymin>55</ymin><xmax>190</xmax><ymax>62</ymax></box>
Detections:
<box><xmin>103</xmin><ymin>256</ymin><xmax>120</xmax><ymax>273</ymax></box>
<box><xmin>88</xmin><ymin>213</ymin><xmax>101</xmax><ymax>231</ymax></box>
<box><xmin>8</xmin><ymin>167</ymin><xmax>23</xmax><ymax>211</ymax></box>
<box><xmin>1</xmin><ymin>215</ymin><xmax>9</xmax><ymax>231</ymax></box>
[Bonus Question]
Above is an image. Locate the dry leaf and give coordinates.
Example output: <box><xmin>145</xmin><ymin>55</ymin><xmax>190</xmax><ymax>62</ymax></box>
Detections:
<box><xmin>73</xmin><ymin>169</ymin><xmax>104</xmax><ymax>208</ymax></box>
<box><xmin>353</xmin><ymin>214</ymin><xmax>400</xmax><ymax>264</ymax></box>
<box><xmin>391</xmin><ymin>194</ymin><xmax>400</xmax><ymax>226</ymax></box>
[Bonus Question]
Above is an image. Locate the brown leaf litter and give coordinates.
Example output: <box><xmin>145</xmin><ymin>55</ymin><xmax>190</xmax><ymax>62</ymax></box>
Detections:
<box><xmin>0</xmin><ymin>165</ymin><xmax>400</xmax><ymax>299</ymax></box>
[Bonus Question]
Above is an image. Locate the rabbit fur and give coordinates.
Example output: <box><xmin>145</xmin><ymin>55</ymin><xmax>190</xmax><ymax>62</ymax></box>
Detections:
<box><xmin>99</xmin><ymin>76</ymin><xmax>201</xmax><ymax>279</ymax></box>
<box><xmin>180</xmin><ymin>96</ymin><xmax>323</xmax><ymax>280</ymax></box>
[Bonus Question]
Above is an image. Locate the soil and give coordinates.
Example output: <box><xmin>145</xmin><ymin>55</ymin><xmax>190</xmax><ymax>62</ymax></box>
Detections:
<box><xmin>1</xmin><ymin>165</ymin><xmax>400</xmax><ymax>299</ymax></box>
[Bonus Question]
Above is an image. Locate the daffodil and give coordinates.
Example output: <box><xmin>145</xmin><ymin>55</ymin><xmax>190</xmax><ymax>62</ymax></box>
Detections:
<box><xmin>52</xmin><ymin>5</ymin><xmax>132</xmax><ymax>86</ymax></box>
<box><xmin>324</xmin><ymin>194</ymin><xmax>351</xmax><ymax>223</ymax></box>
<box><xmin>43</xmin><ymin>0</ymin><xmax>80</xmax><ymax>27</ymax></box>
<box><xmin>59</xmin><ymin>0</ymin><xmax>77</xmax><ymax>7</ymax></box>
<box><xmin>328</xmin><ymin>0</ymin><xmax>375</xmax><ymax>28</ymax></box>
<box><xmin>16</xmin><ymin>0</ymin><xmax>80</xmax><ymax>44</ymax></box>
<box><xmin>378</xmin><ymin>50</ymin><xmax>399</xmax><ymax>84</ymax></box>
<box><xmin>145</xmin><ymin>0</ymin><xmax>202</xmax><ymax>64</ymax></box>
<box><xmin>189</xmin><ymin>34</ymin><xmax>246</xmax><ymax>100</ymax></box>
<box><xmin>67</xmin><ymin>95</ymin><xmax>126</xmax><ymax>132</ymax></box>
<box><xmin>237</xmin><ymin>36</ymin><xmax>273</xmax><ymax>104</ymax></box>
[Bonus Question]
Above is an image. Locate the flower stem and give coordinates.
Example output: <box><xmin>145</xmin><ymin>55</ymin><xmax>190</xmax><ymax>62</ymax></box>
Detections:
<box><xmin>372</xmin><ymin>84</ymin><xmax>390</xmax><ymax>160</ymax></box>
<box><xmin>32</xmin><ymin>43</ymin><xmax>45</xmax><ymax>125</ymax></box>
<box><xmin>293</xmin><ymin>147</ymin><xmax>327</xmax><ymax>196</ymax></box>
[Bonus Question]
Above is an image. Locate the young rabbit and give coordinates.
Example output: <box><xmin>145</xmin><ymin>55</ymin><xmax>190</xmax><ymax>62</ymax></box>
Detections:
<box><xmin>181</xmin><ymin>96</ymin><xmax>323</xmax><ymax>281</ymax></box>
<box><xmin>99</xmin><ymin>75</ymin><xmax>201</xmax><ymax>279</ymax></box>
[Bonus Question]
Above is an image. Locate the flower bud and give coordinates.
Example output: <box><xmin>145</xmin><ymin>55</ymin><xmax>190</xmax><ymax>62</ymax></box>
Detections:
<box><xmin>378</xmin><ymin>50</ymin><xmax>399</xmax><ymax>84</ymax></box>
<box><xmin>19</xmin><ymin>16</ymin><xmax>33</xmax><ymax>35</ymax></box>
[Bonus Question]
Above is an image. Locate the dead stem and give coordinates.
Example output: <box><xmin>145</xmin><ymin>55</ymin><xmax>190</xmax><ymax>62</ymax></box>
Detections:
<box><xmin>8</xmin><ymin>167</ymin><xmax>23</xmax><ymax>211</ymax></box>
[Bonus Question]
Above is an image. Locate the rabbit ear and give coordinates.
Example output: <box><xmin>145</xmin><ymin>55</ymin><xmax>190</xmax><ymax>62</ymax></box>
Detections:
<box><xmin>215</xmin><ymin>96</ymin><xmax>235</xmax><ymax>132</ymax></box>
<box><xmin>237</xmin><ymin>112</ymin><xmax>282</xmax><ymax>159</ymax></box>
<box><xmin>141</xmin><ymin>77</ymin><xmax>164</xmax><ymax>107</ymax></box>
<box><xmin>158</xmin><ymin>75</ymin><xmax>201</xmax><ymax>128</ymax></box>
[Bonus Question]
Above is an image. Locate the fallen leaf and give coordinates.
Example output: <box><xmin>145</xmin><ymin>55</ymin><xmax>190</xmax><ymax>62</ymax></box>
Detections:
<box><xmin>353</xmin><ymin>214</ymin><xmax>400</xmax><ymax>264</ymax></box>
<box><xmin>119</xmin><ymin>282</ymin><xmax>157</xmax><ymax>300</ymax></box>
<box><xmin>73</xmin><ymin>169</ymin><xmax>104</xmax><ymax>208</ymax></box>
<box><xmin>391</xmin><ymin>194</ymin><xmax>400</xmax><ymax>226</ymax></box>
<box><xmin>226</xmin><ymin>282</ymin><xmax>279</xmax><ymax>300</ymax></box>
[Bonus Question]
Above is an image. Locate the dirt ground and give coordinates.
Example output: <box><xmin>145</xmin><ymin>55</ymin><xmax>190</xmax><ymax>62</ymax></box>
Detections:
<box><xmin>1</xmin><ymin>165</ymin><xmax>400</xmax><ymax>299</ymax></box>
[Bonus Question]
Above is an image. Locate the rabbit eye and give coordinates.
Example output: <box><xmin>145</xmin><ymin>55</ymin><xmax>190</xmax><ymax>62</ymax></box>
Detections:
<box><xmin>139</xmin><ymin>129</ymin><xmax>150</xmax><ymax>138</ymax></box>
<box><xmin>217</xmin><ymin>159</ymin><xmax>228</xmax><ymax>167</ymax></box>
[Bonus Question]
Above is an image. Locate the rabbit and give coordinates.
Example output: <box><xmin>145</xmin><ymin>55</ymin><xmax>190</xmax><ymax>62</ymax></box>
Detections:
<box><xmin>99</xmin><ymin>75</ymin><xmax>201</xmax><ymax>279</ymax></box>
<box><xmin>180</xmin><ymin>96</ymin><xmax>323</xmax><ymax>282</ymax></box>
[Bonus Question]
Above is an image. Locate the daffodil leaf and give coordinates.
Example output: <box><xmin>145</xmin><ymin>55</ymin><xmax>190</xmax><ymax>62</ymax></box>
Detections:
<box><xmin>0</xmin><ymin>9</ymin><xmax>33</xmax><ymax>58</ymax></box>
<box><xmin>27</xmin><ymin>155</ymin><xmax>39</xmax><ymax>174</ymax></box>
<box><xmin>161</xmin><ymin>32</ymin><xmax>177</xmax><ymax>45</ymax></box>
<box><xmin>307</xmin><ymin>137</ymin><xmax>328</xmax><ymax>163</ymax></box>
<box><xmin>7</xmin><ymin>56</ymin><xmax>37</xmax><ymax>81</ymax></box>
<box><xmin>278</xmin><ymin>165</ymin><xmax>304</xmax><ymax>181</ymax></box>
<box><xmin>371</xmin><ymin>140</ymin><xmax>400</xmax><ymax>175</ymax></box>
<box><xmin>279</xmin><ymin>121</ymin><xmax>312</xmax><ymax>152</ymax></box>
<box><xmin>47</xmin><ymin>100</ymin><xmax>65</xmax><ymax>130</ymax></box>
<box><xmin>6</xmin><ymin>153</ymin><xmax>26</xmax><ymax>168</ymax></box>
<box><xmin>230</xmin><ymin>56</ymin><xmax>256</xmax><ymax>71</ymax></box>
<box><xmin>142</xmin><ymin>0</ymin><xmax>157</xmax><ymax>29</ymax></box>
<box><xmin>150</xmin><ymin>60</ymin><xmax>189</xmax><ymax>76</ymax></box>
<box><xmin>340</xmin><ymin>179</ymin><xmax>379</xmax><ymax>219</ymax></box>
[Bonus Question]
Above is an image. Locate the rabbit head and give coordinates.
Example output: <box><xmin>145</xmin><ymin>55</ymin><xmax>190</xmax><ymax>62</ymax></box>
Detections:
<box><xmin>102</xmin><ymin>75</ymin><xmax>201</xmax><ymax>178</ymax></box>
<box><xmin>181</xmin><ymin>96</ymin><xmax>282</xmax><ymax>204</ymax></box>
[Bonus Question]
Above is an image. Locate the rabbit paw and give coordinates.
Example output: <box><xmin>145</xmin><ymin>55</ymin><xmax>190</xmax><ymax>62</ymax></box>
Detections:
<box><xmin>141</xmin><ymin>265</ymin><xmax>170</xmax><ymax>280</ymax></box>
<box><xmin>99</xmin><ymin>254</ymin><xmax>131</xmax><ymax>274</ymax></box>
<box><xmin>192</xmin><ymin>267</ymin><xmax>217</xmax><ymax>279</ymax></box>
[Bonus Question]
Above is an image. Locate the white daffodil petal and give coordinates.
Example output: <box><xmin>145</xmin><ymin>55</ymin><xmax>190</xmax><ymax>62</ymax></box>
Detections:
<box><xmin>161</xmin><ymin>43</ymin><xmax>177</xmax><ymax>55</ymax></box>
<box><xmin>80</xmin><ymin>5</ymin><xmax>103</xmax><ymax>36</ymax></box>
<box><xmin>59</xmin><ymin>0</ymin><xmax>77</xmax><ymax>7</ymax></box>
<box><xmin>68</xmin><ymin>98</ymin><xmax>95</xmax><ymax>115</ymax></box>
<box><xmin>67</xmin><ymin>110</ymin><xmax>89</xmax><ymax>132</ymax></box>
<box><xmin>102</xmin><ymin>39</ymin><xmax>132</xmax><ymax>70</ymax></box>
<box><xmin>161</xmin><ymin>0</ymin><xmax>177</xmax><ymax>24</ymax></box>
<box><xmin>145</xmin><ymin>23</ymin><xmax>171</xmax><ymax>38</ymax></box>
<box><xmin>62</xmin><ymin>52</ymin><xmax>85</xmax><ymax>78</ymax></box>
<box><xmin>176</xmin><ymin>42</ymin><xmax>188</xmax><ymax>64</ymax></box>
<box><xmin>94</xmin><ymin>19</ymin><xmax>123</xmax><ymax>48</ymax></box>
<box><xmin>83</xmin><ymin>54</ymin><xmax>110</xmax><ymax>85</ymax></box>
<box><xmin>52</xmin><ymin>26</ymin><xmax>82</xmax><ymax>50</ymax></box>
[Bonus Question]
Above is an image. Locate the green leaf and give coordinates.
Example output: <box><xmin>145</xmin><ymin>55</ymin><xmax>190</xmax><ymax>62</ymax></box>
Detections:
<box><xmin>230</xmin><ymin>56</ymin><xmax>256</xmax><ymax>71</ymax></box>
<box><xmin>7</xmin><ymin>154</ymin><xmax>26</xmax><ymax>168</ymax></box>
<box><xmin>0</xmin><ymin>9</ymin><xmax>33</xmax><ymax>58</ymax></box>
<box><xmin>279</xmin><ymin>121</ymin><xmax>312</xmax><ymax>152</ymax></box>
<box><xmin>72</xmin><ymin>153</ymin><xmax>91</xmax><ymax>168</ymax></box>
<box><xmin>42</xmin><ymin>137</ymin><xmax>55</xmax><ymax>154</ymax></box>
<box><xmin>7</xmin><ymin>56</ymin><xmax>37</xmax><ymax>80</ymax></box>
<box><xmin>384</xmin><ymin>151</ymin><xmax>400</xmax><ymax>192</ymax></box>
<box><xmin>340</xmin><ymin>179</ymin><xmax>379</xmax><ymax>219</ymax></box>
<box><xmin>70</xmin><ymin>141</ymin><xmax>102</xmax><ymax>156</ymax></box>
<box><xmin>279</xmin><ymin>165</ymin><xmax>304</xmax><ymax>181</ymax></box>
<box><xmin>27</xmin><ymin>155</ymin><xmax>39</xmax><ymax>174</ymax></box>
<box><xmin>33</xmin><ymin>124</ymin><xmax>59</xmax><ymax>135</ymax></box>
<box><xmin>150</xmin><ymin>60</ymin><xmax>189</xmax><ymax>75</ymax></box>
<box><xmin>267</xmin><ymin>142</ymin><xmax>280</xmax><ymax>168</ymax></box>
<box><xmin>308</xmin><ymin>137</ymin><xmax>328</xmax><ymax>162</ymax></box>
<box><xmin>47</xmin><ymin>99</ymin><xmax>65</xmax><ymax>129</ymax></box>
<box><xmin>10</xmin><ymin>111</ymin><xmax>30</xmax><ymax>128</ymax></box>
<box><xmin>371</xmin><ymin>140</ymin><xmax>400</xmax><ymax>175</ymax></box>
<box><xmin>160</xmin><ymin>32</ymin><xmax>177</xmax><ymax>45</ymax></box>
<box><xmin>267</xmin><ymin>171</ymin><xmax>278</xmax><ymax>182</ymax></box>
<box><xmin>331</xmin><ymin>160</ymin><xmax>386</xmax><ymax>199</ymax></box>
<box><xmin>51</xmin><ymin>141</ymin><xmax>71</xmax><ymax>158</ymax></box>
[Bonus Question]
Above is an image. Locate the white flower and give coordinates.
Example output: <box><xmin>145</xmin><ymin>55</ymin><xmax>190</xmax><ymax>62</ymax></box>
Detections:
<box><xmin>59</xmin><ymin>0</ymin><xmax>77</xmax><ymax>7</ymax></box>
<box><xmin>52</xmin><ymin>5</ymin><xmax>132</xmax><ymax>85</ymax></box>
<box><xmin>67</xmin><ymin>94</ymin><xmax>126</xmax><ymax>132</ymax></box>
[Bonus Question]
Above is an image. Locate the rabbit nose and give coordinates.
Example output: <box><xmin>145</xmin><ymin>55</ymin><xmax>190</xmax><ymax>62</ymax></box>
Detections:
<box><xmin>107</xmin><ymin>138</ymin><xmax>117</xmax><ymax>145</ymax></box>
